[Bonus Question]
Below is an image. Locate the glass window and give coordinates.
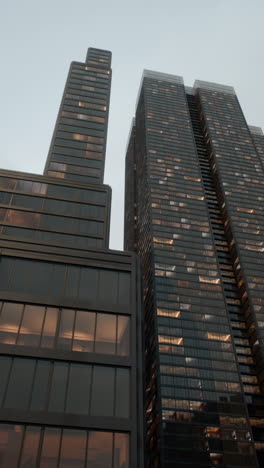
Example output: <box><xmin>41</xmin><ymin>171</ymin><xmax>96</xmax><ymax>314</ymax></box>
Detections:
<box><xmin>66</xmin><ymin>364</ymin><xmax>91</xmax><ymax>414</ymax></box>
<box><xmin>59</xmin><ymin>429</ymin><xmax>86</xmax><ymax>468</ymax></box>
<box><xmin>72</xmin><ymin>311</ymin><xmax>95</xmax><ymax>352</ymax></box>
<box><xmin>65</xmin><ymin>265</ymin><xmax>80</xmax><ymax>298</ymax></box>
<box><xmin>0</xmin><ymin>177</ymin><xmax>17</xmax><ymax>190</ymax></box>
<box><xmin>117</xmin><ymin>316</ymin><xmax>130</xmax><ymax>356</ymax></box>
<box><xmin>17</xmin><ymin>304</ymin><xmax>45</xmax><ymax>347</ymax></box>
<box><xmin>57</xmin><ymin>309</ymin><xmax>74</xmax><ymax>350</ymax></box>
<box><xmin>0</xmin><ymin>302</ymin><xmax>23</xmax><ymax>344</ymax></box>
<box><xmin>0</xmin><ymin>424</ymin><xmax>23</xmax><ymax>468</ymax></box>
<box><xmin>95</xmin><ymin>313</ymin><xmax>117</xmax><ymax>355</ymax></box>
<box><xmin>12</xmin><ymin>194</ymin><xmax>43</xmax><ymax>210</ymax></box>
<box><xmin>40</xmin><ymin>428</ymin><xmax>61</xmax><ymax>468</ymax></box>
<box><xmin>0</xmin><ymin>357</ymin><xmax>12</xmax><ymax>406</ymax></box>
<box><xmin>30</xmin><ymin>360</ymin><xmax>50</xmax><ymax>411</ymax></box>
<box><xmin>49</xmin><ymin>362</ymin><xmax>68</xmax><ymax>412</ymax></box>
<box><xmin>114</xmin><ymin>433</ymin><xmax>129</xmax><ymax>468</ymax></box>
<box><xmin>19</xmin><ymin>426</ymin><xmax>41</xmax><ymax>467</ymax></box>
<box><xmin>41</xmin><ymin>307</ymin><xmax>59</xmax><ymax>348</ymax></box>
<box><xmin>6</xmin><ymin>209</ymin><xmax>41</xmax><ymax>227</ymax></box>
<box><xmin>99</xmin><ymin>270</ymin><xmax>118</xmax><ymax>304</ymax></box>
<box><xmin>87</xmin><ymin>431</ymin><xmax>113</xmax><ymax>468</ymax></box>
<box><xmin>79</xmin><ymin>267</ymin><xmax>98</xmax><ymax>301</ymax></box>
<box><xmin>0</xmin><ymin>192</ymin><xmax>11</xmax><ymax>205</ymax></box>
<box><xmin>118</xmin><ymin>273</ymin><xmax>130</xmax><ymax>305</ymax></box>
<box><xmin>90</xmin><ymin>366</ymin><xmax>115</xmax><ymax>417</ymax></box>
<box><xmin>4</xmin><ymin>358</ymin><xmax>35</xmax><ymax>410</ymax></box>
<box><xmin>115</xmin><ymin>369</ymin><xmax>130</xmax><ymax>418</ymax></box>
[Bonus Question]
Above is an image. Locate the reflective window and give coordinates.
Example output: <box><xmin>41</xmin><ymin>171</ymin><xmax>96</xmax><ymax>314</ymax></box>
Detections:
<box><xmin>87</xmin><ymin>431</ymin><xmax>113</xmax><ymax>468</ymax></box>
<box><xmin>66</xmin><ymin>364</ymin><xmax>91</xmax><ymax>414</ymax></box>
<box><xmin>4</xmin><ymin>358</ymin><xmax>35</xmax><ymax>410</ymax></box>
<box><xmin>0</xmin><ymin>424</ymin><xmax>23</xmax><ymax>468</ymax></box>
<box><xmin>40</xmin><ymin>428</ymin><xmax>61</xmax><ymax>468</ymax></box>
<box><xmin>95</xmin><ymin>313</ymin><xmax>117</xmax><ymax>354</ymax></box>
<box><xmin>0</xmin><ymin>301</ymin><xmax>130</xmax><ymax>356</ymax></box>
<box><xmin>19</xmin><ymin>426</ymin><xmax>41</xmax><ymax>467</ymax></box>
<box><xmin>91</xmin><ymin>366</ymin><xmax>115</xmax><ymax>417</ymax></box>
<box><xmin>0</xmin><ymin>302</ymin><xmax>23</xmax><ymax>344</ymax></box>
<box><xmin>59</xmin><ymin>429</ymin><xmax>86</xmax><ymax>468</ymax></box>
<box><xmin>48</xmin><ymin>362</ymin><xmax>68</xmax><ymax>412</ymax></box>
<box><xmin>72</xmin><ymin>311</ymin><xmax>95</xmax><ymax>352</ymax></box>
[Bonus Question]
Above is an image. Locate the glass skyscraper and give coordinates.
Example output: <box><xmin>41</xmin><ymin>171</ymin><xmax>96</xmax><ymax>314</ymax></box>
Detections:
<box><xmin>124</xmin><ymin>70</ymin><xmax>264</xmax><ymax>468</ymax></box>
<box><xmin>0</xmin><ymin>48</ymin><xmax>143</xmax><ymax>468</ymax></box>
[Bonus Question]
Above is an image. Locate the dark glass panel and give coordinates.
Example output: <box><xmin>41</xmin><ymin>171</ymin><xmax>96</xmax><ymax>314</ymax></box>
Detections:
<box><xmin>57</xmin><ymin>309</ymin><xmax>74</xmax><ymax>350</ymax></box>
<box><xmin>17</xmin><ymin>304</ymin><xmax>45</xmax><ymax>347</ymax></box>
<box><xmin>114</xmin><ymin>433</ymin><xmax>129</xmax><ymax>468</ymax></box>
<box><xmin>66</xmin><ymin>364</ymin><xmax>91</xmax><ymax>414</ymax></box>
<box><xmin>30</xmin><ymin>360</ymin><xmax>50</xmax><ymax>411</ymax></box>
<box><xmin>59</xmin><ymin>429</ymin><xmax>86</xmax><ymax>468</ymax></box>
<box><xmin>0</xmin><ymin>302</ymin><xmax>23</xmax><ymax>344</ymax></box>
<box><xmin>49</xmin><ymin>263</ymin><xmax>66</xmax><ymax>297</ymax></box>
<box><xmin>0</xmin><ymin>424</ymin><xmax>23</xmax><ymax>468</ymax></box>
<box><xmin>90</xmin><ymin>366</ymin><xmax>115</xmax><ymax>416</ymax></box>
<box><xmin>40</xmin><ymin>428</ymin><xmax>61</xmax><ymax>468</ymax></box>
<box><xmin>0</xmin><ymin>177</ymin><xmax>17</xmax><ymax>190</ymax></box>
<box><xmin>19</xmin><ymin>426</ymin><xmax>41</xmax><ymax>467</ymax></box>
<box><xmin>87</xmin><ymin>431</ymin><xmax>113</xmax><ymax>468</ymax></box>
<box><xmin>118</xmin><ymin>273</ymin><xmax>130</xmax><ymax>306</ymax></box>
<box><xmin>41</xmin><ymin>307</ymin><xmax>59</xmax><ymax>348</ymax></box>
<box><xmin>115</xmin><ymin>369</ymin><xmax>130</xmax><ymax>418</ymax></box>
<box><xmin>0</xmin><ymin>208</ymin><xmax>6</xmax><ymax>221</ymax></box>
<box><xmin>26</xmin><ymin>260</ymin><xmax>53</xmax><ymax>296</ymax></box>
<box><xmin>0</xmin><ymin>192</ymin><xmax>12</xmax><ymax>205</ymax></box>
<box><xmin>48</xmin><ymin>362</ymin><xmax>68</xmax><ymax>412</ymax></box>
<box><xmin>12</xmin><ymin>194</ymin><xmax>43</xmax><ymax>210</ymax></box>
<box><xmin>0</xmin><ymin>357</ymin><xmax>12</xmax><ymax>406</ymax></box>
<box><xmin>117</xmin><ymin>316</ymin><xmax>130</xmax><ymax>356</ymax></box>
<box><xmin>99</xmin><ymin>270</ymin><xmax>118</xmax><ymax>304</ymax></box>
<box><xmin>0</xmin><ymin>257</ymin><xmax>11</xmax><ymax>290</ymax></box>
<box><xmin>95</xmin><ymin>313</ymin><xmax>116</xmax><ymax>355</ymax></box>
<box><xmin>65</xmin><ymin>266</ymin><xmax>80</xmax><ymax>298</ymax></box>
<box><xmin>2</xmin><ymin>225</ymin><xmax>35</xmax><ymax>239</ymax></box>
<box><xmin>4</xmin><ymin>358</ymin><xmax>35</xmax><ymax>410</ymax></box>
<box><xmin>72</xmin><ymin>311</ymin><xmax>95</xmax><ymax>352</ymax></box>
<box><xmin>79</xmin><ymin>267</ymin><xmax>98</xmax><ymax>301</ymax></box>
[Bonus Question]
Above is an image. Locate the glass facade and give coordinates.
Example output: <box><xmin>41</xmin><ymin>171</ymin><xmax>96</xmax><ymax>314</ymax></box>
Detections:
<box><xmin>0</xmin><ymin>47</ymin><xmax>144</xmax><ymax>468</ymax></box>
<box><xmin>124</xmin><ymin>71</ymin><xmax>264</xmax><ymax>467</ymax></box>
<box><xmin>44</xmin><ymin>48</ymin><xmax>111</xmax><ymax>184</ymax></box>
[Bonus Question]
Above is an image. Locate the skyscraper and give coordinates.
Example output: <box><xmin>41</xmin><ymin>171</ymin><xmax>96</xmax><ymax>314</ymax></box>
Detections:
<box><xmin>0</xmin><ymin>48</ymin><xmax>143</xmax><ymax>468</ymax></box>
<box><xmin>124</xmin><ymin>70</ymin><xmax>264</xmax><ymax>468</ymax></box>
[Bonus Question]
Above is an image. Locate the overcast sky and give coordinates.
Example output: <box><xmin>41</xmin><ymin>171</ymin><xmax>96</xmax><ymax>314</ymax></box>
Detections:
<box><xmin>1</xmin><ymin>0</ymin><xmax>263</xmax><ymax>250</ymax></box>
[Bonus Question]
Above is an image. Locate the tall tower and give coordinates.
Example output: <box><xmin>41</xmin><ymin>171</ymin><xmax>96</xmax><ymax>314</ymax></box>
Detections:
<box><xmin>0</xmin><ymin>49</ymin><xmax>143</xmax><ymax>468</ymax></box>
<box><xmin>124</xmin><ymin>70</ymin><xmax>264</xmax><ymax>467</ymax></box>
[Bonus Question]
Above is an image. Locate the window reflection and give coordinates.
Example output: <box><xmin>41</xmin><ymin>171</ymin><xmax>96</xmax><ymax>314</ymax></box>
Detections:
<box><xmin>0</xmin><ymin>424</ymin><xmax>23</xmax><ymax>468</ymax></box>
<box><xmin>114</xmin><ymin>433</ymin><xmax>129</xmax><ymax>468</ymax></box>
<box><xmin>87</xmin><ymin>431</ymin><xmax>113</xmax><ymax>468</ymax></box>
<box><xmin>40</xmin><ymin>428</ymin><xmax>61</xmax><ymax>468</ymax></box>
<box><xmin>0</xmin><ymin>301</ymin><xmax>130</xmax><ymax>356</ymax></box>
<box><xmin>17</xmin><ymin>305</ymin><xmax>45</xmax><ymax>346</ymax></box>
<box><xmin>72</xmin><ymin>311</ymin><xmax>95</xmax><ymax>352</ymax></box>
<box><xmin>20</xmin><ymin>426</ymin><xmax>41</xmax><ymax>467</ymax></box>
<box><xmin>59</xmin><ymin>429</ymin><xmax>86</xmax><ymax>468</ymax></box>
<box><xmin>0</xmin><ymin>302</ymin><xmax>23</xmax><ymax>344</ymax></box>
<box><xmin>95</xmin><ymin>313</ymin><xmax>117</xmax><ymax>354</ymax></box>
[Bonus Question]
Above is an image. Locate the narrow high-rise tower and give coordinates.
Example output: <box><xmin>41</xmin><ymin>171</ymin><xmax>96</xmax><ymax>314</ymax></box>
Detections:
<box><xmin>124</xmin><ymin>71</ymin><xmax>264</xmax><ymax>468</ymax></box>
<box><xmin>0</xmin><ymin>48</ymin><xmax>143</xmax><ymax>468</ymax></box>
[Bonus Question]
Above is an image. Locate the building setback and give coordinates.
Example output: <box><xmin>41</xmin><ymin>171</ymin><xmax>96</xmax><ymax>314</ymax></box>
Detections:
<box><xmin>124</xmin><ymin>70</ymin><xmax>264</xmax><ymax>468</ymax></box>
<box><xmin>0</xmin><ymin>48</ymin><xmax>143</xmax><ymax>468</ymax></box>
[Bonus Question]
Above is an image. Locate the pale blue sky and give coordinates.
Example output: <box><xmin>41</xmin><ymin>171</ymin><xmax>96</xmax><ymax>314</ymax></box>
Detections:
<box><xmin>1</xmin><ymin>0</ymin><xmax>263</xmax><ymax>249</ymax></box>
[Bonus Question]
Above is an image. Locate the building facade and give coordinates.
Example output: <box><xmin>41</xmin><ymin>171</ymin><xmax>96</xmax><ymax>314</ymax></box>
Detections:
<box><xmin>0</xmin><ymin>48</ymin><xmax>143</xmax><ymax>468</ymax></box>
<box><xmin>124</xmin><ymin>71</ymin><xmax>264</xmax><ymax>468</ymax></box>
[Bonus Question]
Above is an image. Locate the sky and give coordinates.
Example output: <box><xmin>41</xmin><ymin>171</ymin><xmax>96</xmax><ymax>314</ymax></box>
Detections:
<box><xmin>1</xmin><ymin>0</ymin><xmax>263</xmax><ymax>250</ymax></box>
